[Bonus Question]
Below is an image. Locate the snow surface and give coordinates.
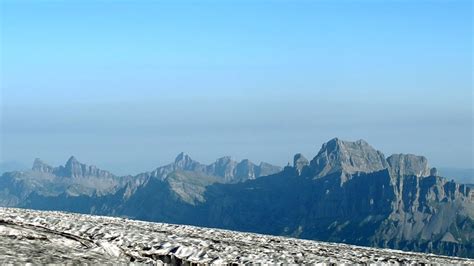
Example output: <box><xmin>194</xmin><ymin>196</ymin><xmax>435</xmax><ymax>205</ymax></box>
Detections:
<box><xmin>0</xmin><ymin>207</ymin><xmax>472</xmax><ymax>264</ymax></box>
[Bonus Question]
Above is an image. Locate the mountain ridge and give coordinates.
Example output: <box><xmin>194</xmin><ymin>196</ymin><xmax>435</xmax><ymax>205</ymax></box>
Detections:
<box><xmin>1</xmin><ymin>138</ymin><xmax>472</xmax><ymax>258</ymax></box>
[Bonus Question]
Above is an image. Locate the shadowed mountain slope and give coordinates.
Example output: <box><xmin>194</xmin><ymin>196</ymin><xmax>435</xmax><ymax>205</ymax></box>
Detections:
<box><xmin>1</xmin><ymin>138</ymin><xmax>472</xmax><ymax>258</ymax></box>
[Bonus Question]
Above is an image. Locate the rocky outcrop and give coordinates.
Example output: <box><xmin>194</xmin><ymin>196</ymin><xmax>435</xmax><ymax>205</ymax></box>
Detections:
<box><xmin>53</xmin><ymin>156</ymin><xmax>115</xmax><ymax>179</ymax></box>
<box><xmin>143</xmin><ymin>153</ymin><xmax>281</xmax><ymax>184</ymax></box>
<box><xmin>1</xmin><ymin>138</ymin><xmax>473</xmax><ymax>258</ymax></box>
<box><xmin>257</xmin><ymin>162</ymin><xmax>281</xmax><ymax>177</ymax></box>
<box><xmin>32</xmin><ymin>159</ymin><xmax>54</xmax><ymax>173</ymax></box>
<box><xmin>309</xmin><ymin>138</ymin><xmax>389</xmax><ymax>180</ymax></box>
<box><xmin>387</xmin><ymin>154</ymin><xmax>432</xmax><ymax>178</ymax></box>
<box><xmin>2</xmin><ymin>207</ymin><xmax>472</xmax><ymax>264</ymax></box>
<box><xmin>206</xmin><ymin>157</ymin><xmax>237</xmax><ymax>182</ymax></box>
<box><xmin>30</xmin><ymin>156</ymin><xmax>117</xmax><ymax>179</ymax></box>
<box><xmin>206</xmin><ymin>157</ymin><xmax>281</xmax><ymax>183</ymax></box>
<box><xmin>174</xmin><ymin>153</ymin><xmax>204</xmax><ymax>172</ymax></box>
<box><xmin>293</xmin><ymin>154</ymin><xmax>309</xmax><ymax>176</ymax></box>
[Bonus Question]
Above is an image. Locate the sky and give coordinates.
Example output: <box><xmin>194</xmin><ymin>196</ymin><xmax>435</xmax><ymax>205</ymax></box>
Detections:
<box><xmin>0</xmin><ymin>0</ymin><xmax>472</xmax><ymax>175</ymax></box>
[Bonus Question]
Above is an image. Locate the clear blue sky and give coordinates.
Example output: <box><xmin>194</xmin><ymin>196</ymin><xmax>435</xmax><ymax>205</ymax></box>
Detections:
<box><xmin>1</xmin><ymin>0</ymin><xmax>472</xmax><ymax>175</ymax></box>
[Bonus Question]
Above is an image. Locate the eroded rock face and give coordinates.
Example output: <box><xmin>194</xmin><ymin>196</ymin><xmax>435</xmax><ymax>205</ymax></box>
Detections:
<box><xmin>1</xmin><ymin>138</ymin><xmax>473</xmax><ymax>258</ymax></box>
<box><xmin>32</xmin><ymin>159</ymin><xmax>54</xmax><ymax>173</ymax></box>
<box><xmin>173</xmin><ymin>153</ymin><xmax>203</xmax><ymax>172</ymax></box>
<box><xmin>206</xmin><ymin>156</ymin><xmax>238</xmax><ymax>182</ymax></box>
<box><xmin>309</xmin><ymin>138</ymin><xmax>389</xmax><ymax>179</ymax></box>
<box><xmin>208</xmin><ymin>158</ymin><xmax>281</xmax><ymax>183</ymax></box>
<box><xmin>257</xmin><ymin>162</ymin><xmax>282</xmax><ymax>178</ymax></box>
<box><xmin>387</xmin><ymin>154</ymin><xmax>431</xmax><ymax>178</ymax></box>
<box><xmin>293</xmin><ymin>154</ymin><xmax>309</xmax><ymax>176</ymax></box>
<box><xmin>54</xmin><ymin>156</ymin><xmax>115</xmax><ymax>179</ymax></box>
<box><xmin>143</xmin><ymin>153</ymin><xmax>281</xmax><ymax>184</ymax></box>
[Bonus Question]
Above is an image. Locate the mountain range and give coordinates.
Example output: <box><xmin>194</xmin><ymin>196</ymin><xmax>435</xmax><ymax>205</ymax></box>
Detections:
<box><xmin>0</xmin><ymin>138</ymin><xmax>472</xmax><ymax>258</ymax></box>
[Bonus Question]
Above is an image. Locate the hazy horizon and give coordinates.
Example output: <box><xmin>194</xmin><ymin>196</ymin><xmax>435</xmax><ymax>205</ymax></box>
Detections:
<box><xmin>1</xmin><ymin>0</ymin><xmax>472</xmax><ymax>175</ymax></box>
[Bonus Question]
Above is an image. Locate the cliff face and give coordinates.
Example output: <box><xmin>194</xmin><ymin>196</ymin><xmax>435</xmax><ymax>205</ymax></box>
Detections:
<box><xmin>200</xmin><ymin>171</ymin><xmax>472</xmax><ymax>257</ymax></box>
<box><xmin>136</xmin><ymin>153</ymin><xmax>281</xmax><ymax>184</ymax></box>
<box><xmin>375</xmin><ymin>174</ymin><xmax>473</xmax><ymax>256</ymax></box>
<box><xmin>309</xmin><ymin>138</ymin><xmax>389</xmax><ymax>182</ymax></box>
<box><xmin>387</xmin><ymin>154</ymin><xmax>432</xmax><ymax>178</ymax></box>
<box><xmin>1</xmin><ymin>138</ymin><xmax>472</xmax><ymax>258</ymax></box>
<box><xmin>198</xmin><ymin>139</ymin><xmax>473</xmax><ymax>257</ymax></box>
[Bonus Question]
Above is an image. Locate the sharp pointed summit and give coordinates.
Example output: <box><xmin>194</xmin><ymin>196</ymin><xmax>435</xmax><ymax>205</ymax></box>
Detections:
<box><xmin>174</xmin><ymin>152</ymin><xmax>200</xmax><ymax>170</ymax></box>
<box><xmin>65</xmin><ymin>156</ymin><xmax>80</xmax><ymax>167</ymax></box>
<box><xmin>53</xmin><ymin>156</ymin><xmax>114</xmax><ymax>178</ymax></box>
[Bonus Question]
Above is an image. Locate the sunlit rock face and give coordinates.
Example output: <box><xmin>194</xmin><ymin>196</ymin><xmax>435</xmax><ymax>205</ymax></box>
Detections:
<box><xmin>0</xmin><ymin>207</ymin><xmax>472</xmax><ymax>265</ymax></box>
<box><xmin>387</xmin><ymin>154</ymin><xmax>432</xmax><ymax>178</ymax></box>
<box><xmin>309</xmin><ymin>138</ymin><xmax>389</xmax><ymax>182</ymax></box>
<box><xmin>1</xmin><ymin>138</ymin><xmax>473</xmax><ymax>258</ymax></box>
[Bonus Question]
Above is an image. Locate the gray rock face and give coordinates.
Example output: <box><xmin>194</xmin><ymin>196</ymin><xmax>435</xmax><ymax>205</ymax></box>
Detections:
<box><xmin>173</xmin><ymin>153</ymin><xmax>203</xmax><ymax>172</ymax></box>
<box><xmin>206</xmin><ymin>157</ymin><xmax>281</xmax><ymax>183</ymax></box>
<box><xmin>293</xmin><ymin>154</ymin><xmax>309</xmax><ymax>175</ymax></box>
<box><xmin>309</xmin><ymin>138</ymin><xmax>389</xmax><ymax>179</ymax></box>
<box><xmin>256</xmin><ymin>162</ymin><xmax>282</xmax><ymax>177</ymax></box>
<box><xmin>206</xmin><ymin>157</ymin><xmax>237</xmax><ymax>182</ymax></box>
<box><xmin>0</xmin><ymin>156</ymin><xmax>133</xmax><ymax>207</ymax></box>
<box><xmin>32</xmin><ymin>159</ymin><xmax>54</xmax><ymax>173</ymax></box>
<box><xmin>53</xmin><ymin>156</ymin><xmax>115</xmax><ymax>179</ymax></box>
<box><xmin>387</xmin><ymin>154</ymin><xmax>431</xmax><ymax>178</ymax></box>
<box><xmin>1</xmin><ymin>138</ymin><xmax>472</xmax><ymax>258</ymax></box>
<box><xmin>143</xmin><ymin>153</ymin><xmax>281</xmax><ymax>184</ymax></box>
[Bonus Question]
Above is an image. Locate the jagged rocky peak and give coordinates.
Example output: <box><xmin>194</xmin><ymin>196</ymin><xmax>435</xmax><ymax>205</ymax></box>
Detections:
<box><xmin>206</xmin><ymin>157</ymin><xmax>281</xmax><ymax>183</ymax></box>
<box><xmin>310</xmin><ymin>138</ymin><xmax>389</xmax><ymax>178</ymax></box>
<box><xmin>32</xmin><ymin>158</ymin><xmax>54</xmax><ymax>173</ymax></box>
<box><xmin>62</xmin><ymin>156</ymin><xmax>83</xmax><ymax>178</ymax></box>
<box><xmin>208</xmin><ymin>156</ymin><xmax>238</xmax><ymax>179</ymax></box>
<box><xmin>235</xmin><ymin>159</ymin><xmax>256</xmax><ymax>179</ymax></box>
<box><xmin>56</xmin><ymin>156</ymin><xmax>114</xmax><ymax>178</ymax></box>
<box><xmin>214</xmin><ymin>156</ymin><xmax>236</xmax><ymax>168</ymax></box>
<box><xmin>65</xmin><ymin>156</ymin><xmax>80</xmax><ymax>168</ymax></box>
<box><xmin>174</xmin><ymin>152</ymin><xmax>200</xmax><ymax>170</ymax></box>
<box><xmin>293</xmin><ymin>153</ymin><xmax>309</xmax><ymax>175</ymax></box>
<box><xmin>387</xmin><ymin>154</ymin><xmax>432</xmax><ymax>177</ymax></box>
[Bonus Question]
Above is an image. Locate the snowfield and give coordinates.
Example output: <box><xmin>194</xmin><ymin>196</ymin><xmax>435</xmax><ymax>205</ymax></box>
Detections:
<box><xmin>0</xmin><ymin>208</ymin><xmax>472</xmax><ymax>264</ymax></box>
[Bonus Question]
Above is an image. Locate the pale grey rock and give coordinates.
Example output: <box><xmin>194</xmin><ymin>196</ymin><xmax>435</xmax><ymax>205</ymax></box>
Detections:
<box><xmin>32</xmin><ymin>158</ymin><xmax>54</xmax><ymax>173</ymax></box>
<box><xmin>2</xmin><ymin>138</ymin><xmax>472</xmax><ymax>258</ymax></box>
<box><xmin>257</xmin><ymin>162</ymin><xmax>281</xmax><ymax>177</ymax></box>
<box><xmin>206</xmin><ymin>156</ymin><xmax>237</xmax><ymax>182</ymax></box>
<box><xmin>0</xmin><ymin>207</ymin><xmax>471</xmax><ymax>265</ymax></box>
<box><xmin>174</xmin><ymin>152</ymin><xmax>203</xmax><ymax>172</ymax></box>
<box><xmin>143</xmin><ymin>153</ymin><xmax>281</xmax><ymax>184</ymax></box>
<box><xmin>0</xmin><ymin>157</ymin><xmax>130</xmax><ymax>202</ymax></box>
<box><xmin>54</xmin><ymin>156</ymin><xmax>115</xmax><ymax>179</ymax></box>
<box><xmin>235</xmin><ymin>159</ymin><xmax>256</xmax><ymax>181</ymax></box>
<box><xmin>206</xmin><ymin>157</ymin><xmax>281</xmax><ymax>183</ymax></box>
<box><xmin>309</xmin><ymin>138</ymin><xmax>389</xmax><ymax>179</ymax></box>
<box><xmin>387</xmin><ymin>154</ymin><xmax>431</xmax><ymax>178</ymax></box>
<box><xmin>127</xmin><ymin>154</ymin><xmax>281</xmax><ymax>204</ymax></box>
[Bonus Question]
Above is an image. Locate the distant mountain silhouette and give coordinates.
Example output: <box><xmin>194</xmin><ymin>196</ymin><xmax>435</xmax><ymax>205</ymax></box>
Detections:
<box><xmin>0</xmin><ymin>138</ymin><xmax>472</xmax><ymax>258</ymax></box>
